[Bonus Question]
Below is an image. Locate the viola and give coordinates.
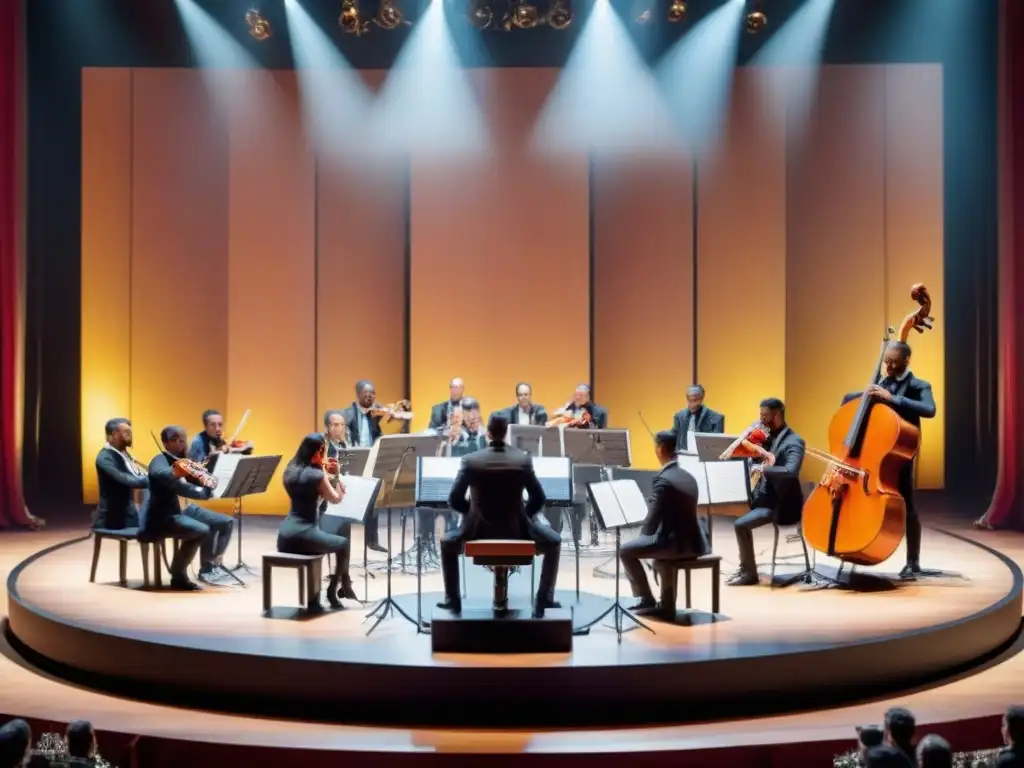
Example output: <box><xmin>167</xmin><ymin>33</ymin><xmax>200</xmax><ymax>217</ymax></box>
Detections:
<box><xmin>368</xmin><ymin>399</ymin><xmax>414</xmax><ymax>421</ymax></box>
<box><xmin>546</xmin><ymin>401</ymin><xmax>593</xmax><ymax>428</ymax></box>
<box><xmin>801</xmin><ymin>284</ymin><xmax>934</xmax><ymax>566</ymax></box>
<box><xmin>172</xmin><ymin>457</ymin><xmax>217</xmax><ymax>487</ymax></box>
<box><xmin>719</xmin><ymin>422</ymin><xmax>771</xmax><ymax>461</ymax></box>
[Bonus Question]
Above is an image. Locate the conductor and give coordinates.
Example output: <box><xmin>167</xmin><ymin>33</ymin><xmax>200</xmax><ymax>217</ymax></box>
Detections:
<box><xmin>438</xmin><ymin>413</ymin><xmax>562</xmax><ymax>616</ymax></box>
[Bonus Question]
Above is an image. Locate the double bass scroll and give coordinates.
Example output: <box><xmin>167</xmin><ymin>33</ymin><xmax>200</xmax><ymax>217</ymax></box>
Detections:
<box><xmin>800</xmin><ymin>284</ymin><xmax>934</xmax><ymax>567</ymax></box>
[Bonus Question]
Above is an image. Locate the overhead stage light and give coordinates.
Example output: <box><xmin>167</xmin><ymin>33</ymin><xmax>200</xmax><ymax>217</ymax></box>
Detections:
<box><xmin>504</xmin><ymin>0</ymin><xmax>539</xmax><ymax>30</ymax></box>
<box><xmin>546</xmin><ymin>0</ymin><xmax>572</xmax><ymax>29</ymax></box>
<box><xmin>468</xmin><ymin>0</ymin><xmax>494</xmax><ymax>29</ymax></box>
<box><xmin>667</xmin><ymin>0</ymin><xmax>687</xmax><ymax>23</ymax></box>
<box><xmin>375</xmin><ymin>0</ymin><xmax>407</xmax><ymax>29</ymax></box>
<box><xmin>339</xmin><ymin>0</ymin><xmax>369</xmax><ymax>34</ymax></box>
<box><xmin>745</xmin><ymin>2</ymin><xmax>767</xmax><ymax>33</ymax></box>
<box><xmin>245</xmin><ymin>7</ymin><xmax>272</xmax><ymax>40</ymax></box>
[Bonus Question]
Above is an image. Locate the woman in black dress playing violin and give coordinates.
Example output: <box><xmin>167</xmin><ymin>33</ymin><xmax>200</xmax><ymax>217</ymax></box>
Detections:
<box><xmin>277</xmin><ymin>433</ymin><xmax>358</xmax><ymax>610</ymax></box>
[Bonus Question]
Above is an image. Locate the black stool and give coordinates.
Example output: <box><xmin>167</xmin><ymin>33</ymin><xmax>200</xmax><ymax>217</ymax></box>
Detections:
<box><xmin>262</xmin><ymin>553</ymin><xmax>325</xmax><ymax>613</ymax></box>
<box><xmin>464</xmin><ymin>539</ymin><xmax>536</xmax><ymax>614</ymax></box>
<box><xmin>660</xmin><ymin>554</ymin><xmax>721</xmax><ymax>615</ymax></box>
<box><xmin>89</xmin><ymin>528</ymin><xmax>149</xmax><ymax>587</ymax></box>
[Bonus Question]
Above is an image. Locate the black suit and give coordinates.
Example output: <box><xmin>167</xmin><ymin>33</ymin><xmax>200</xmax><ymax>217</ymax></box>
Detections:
<box><xmin>620</xmin><ymin>462</ymin><xmax>710</xmax><ymax>605</ymax></box>
<box><xmin>429</xmin><ymin>399</ymin><xmax>463</xmax><ymax>431</ymax></box>
<box><xmin>669</xmin><ymin>406</ymin><xmax>725</xmax><ymax>452</ymax></box>
<box><xmin>733</xmin><ymin>426</ymin><xmax>806</xmax><ymax>576</ymax></box>
<box><xmin>843</xmin><ymin>372</ymin><xmax>936</xmax><ymax>565</ymax></box>
<box><xmin>440</xmin><ymin>443</ymin><xmax>561</xmax><ymax>602</ymax></box>
<box><xmin>501</xmin><ymin>403</ymin><xmax>549</xmax><ymax>427</ymax></box>
<box><xmin>141</xmin><ymin>453</ymin><xmax>233</xmax><ymax>580</ymax></box>
<box><xmin>93</xmin><ymin>447</ymin><xmax>149</xmax><ymax>530</ymax></box>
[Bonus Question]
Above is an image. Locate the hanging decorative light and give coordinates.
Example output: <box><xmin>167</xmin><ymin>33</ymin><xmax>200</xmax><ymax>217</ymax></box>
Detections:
<box><xmin>339</xmin><ymin>0</ymin><xmax>369</xmax><ymax>34</ymax></box>
<box><xmin>468</xmin><ymin>0</ymin><xmax>494</xmax><ymax>29</ymax></box>
<box><xmin>245</xmin><ymin>7</ymin><xmax>272</xmax><ymax>40</ymax></box>
<box><xmin>503</xmin><ymin>0</ymin><xmax>539</xmax><ymax>30</ymax></box>
<box><xmin>666</xmin><ymin>0</ymin><xmax>686</xmax><ymax>23</ymax></box>
<box><xmin>745</xmin><ymin>1</ymin><xmax>767</xmax><ymax>33</ymax></box>
<box><xmin>375</xmin><ymin>0</ymin><xmax>407</xmax><ymax>29</ymax></box>
<box><xmin>546</xmin><ymin>0</ymin><xmax>572</xmax><ymax>29</ymax></box>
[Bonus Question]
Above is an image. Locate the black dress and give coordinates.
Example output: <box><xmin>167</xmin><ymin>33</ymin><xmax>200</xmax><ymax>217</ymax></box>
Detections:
<box><xmin>277</xmin><ymin>465</ymin><xmax>350</xmax><ymax>564</ymax></box>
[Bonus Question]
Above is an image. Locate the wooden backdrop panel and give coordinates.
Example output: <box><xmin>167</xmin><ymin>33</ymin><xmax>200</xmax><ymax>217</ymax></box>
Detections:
<box><xmin>592</xmin><ymin>154</ymin><xmax>694</xmax><ymax>468</ymax></box>
<box><xmin>80</xmin><ymin>69</ymin><xmax>133</xmax><ymax>503</ymax></box>
<box><xmin>697</xmin><ymin>67</ymin><xmax>789</xmax><ymax>434</ymax></box>
<box><xmin>786</xmin><ymin>66</ymin><xmax>887</xmax><ymax>472</ymax></box>
<box><xmin>129</xmin><ymin>69</ymin><xmax>229</xmax><ymax>460</ymax></box>
<box><xmin>314</xmin><ymin>70</ymin><xmax>408</xmax><ymax>429</ymax></box>
<box><xmin>226</xmin><ymin>71</ymin><xmax>316</xmax><ymax>513</ymax></box>
<box><xmin>884</xmin><ymin>65</ymin><xmax>945</xmax><ymax>488</ymax></box>
<box><xmin>409</xmin><ymin>68</ymin><xmax>590</xmax><ymax>430</ymax></box>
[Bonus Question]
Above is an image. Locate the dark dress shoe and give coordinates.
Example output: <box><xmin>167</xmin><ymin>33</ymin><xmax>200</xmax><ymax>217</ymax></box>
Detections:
<box><xmin>436</xmin><ymin>598</ymin><xmax>462</xmax><ymax>614</ymax></box>
<box><xmin>306</xmin><ymin>601</ymin><xmax>325</xmax><ymax>614</ymax></box>
<box><xmin>635</xmin><ymin>603</ymin><xmax>676</xmax><ymax>619</ymax></box>
<box><xmin>536</xmin><ymin>595</ymin><xmax>561</xmax><ymax>610</ymax></box>
<box><xmin>169</xmin><ymin>578</ymin><xmax>202</xmax><ymax>592</ymax></box>
<box><xmin>726</xmin><ymin>571</ymin><xmax>759</xmax><ymax>586</ymax></box>
<box><xmin>629</xmin><ymin>598</ymin><xmax>657</xmax><ymax>611</ymax></box>
<box><xmin>367</xmin><ymin>543</ymin><xmax>388</xmax><ymax>554</ymax></box>
<box><xmin>338</xmin><ymin>579</ymin><xmax>359</xmax><ymax>601</ymax></box>
<box><xmin>327</xmin><ymin>591</ymin><xmax>344</xmax><ymax>609</ymax></box>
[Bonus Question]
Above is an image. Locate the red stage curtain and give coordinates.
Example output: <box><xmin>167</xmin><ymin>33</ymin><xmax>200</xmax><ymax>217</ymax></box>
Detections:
<box><xmin>982</xmin><ymin>0</ymin><xmax>1024</xmax><ymax>530</ymax></box>
<box><xmin>0</xmin><ymin>0</ymin><xmax>32</xmax><ymax>528</ymax></box>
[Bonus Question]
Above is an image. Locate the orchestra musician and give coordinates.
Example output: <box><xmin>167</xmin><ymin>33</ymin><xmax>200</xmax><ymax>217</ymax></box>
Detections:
<box><xmin>456</xmin><ymin>398</ymin><xmax>487</xmax><ymax>455</ymax></box>
<box><xmin>341</xmin><ymin>380</ymin><xmax>389</xmax><ymax>552</ymax></box>
<box><xmin>841</xmin><ymin>341</ymin><xmax>936</xmax><ymax>579</ymax></box>
<box><xmin>428</xmin><ymin>377</ymin><xmax>466</xmax><ymax>430</ymax></box>
<box><xmin>320</xmin><ymin>409</ymin><xmax>352</xmax><ymax>542</ymax></box>
<box><xmin>728</xmin><ymin>399</ymin><xmax>805</xmax><ymax>586</ymax></box>
<box><xmin>142</xmin><ymin>426</ymin><xmax>230</xmax><ymax>589</ymax></box>
<box><xmin>620</xmin><ymin>430</ymin><xmax>710</xmax><ymax>617</ymax></box>
<box><xmin>669</xmin><ymin>385</ymin><xmax>725</xmax><ymax>452</ymax></box>
<box><xmin>501</xmin><ymin>382</ymin><xmax>548</xmax><ymax>426</ymax></box>
<box><xmin>438</xmin><ymin>413</ymin><xmax>561</xmax><ymax>615</ymax></box>
<box><xmin>551</xmin><ymin>384</ymin><xmax>608</xmax><ymax>429</ymax></box>
<box><xmin>418</xmin><ymin>406</ymin><xmax>465</xmax><ymax>553</ymax></box>
<box><xmin>93</xmin><ymin>418</ymin><xmax>149</xmax><ymax>530</ymax></box>
<box><xmin>187</xmin><ymin>409</ymin><xmax>253</xmax><ymax>463</ymax></box>
<box><xmin>277</xmin><ymin>433</ymin><xmax>357</xmax><ymax>611</ymax></box>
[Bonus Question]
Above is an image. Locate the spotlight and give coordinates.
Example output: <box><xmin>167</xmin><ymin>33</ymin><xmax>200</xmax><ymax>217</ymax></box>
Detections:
<box><xmin>745</xmin><ymin>3</ymin><xmax>767</xmax><ymax>33</ymax></box>
<box><xmin>468</xmin><ymin>0</ymin><xmax>494</xmax><ymax>28</ymax></box>
<box><xmin>339</xmin><ymin>0</ymin><xmax>368</xmax><ymax>34</ymax></box>
<box><xmin>245</xmin><ymin>7</ymin><xmax>272</xmax><ymax>40</ymax></box>
<box><xmin>374</xmin><ymin>0</ymin><xmax>407</xmax><ymax>28</ymax></box>
<box><xmin>504</xmin><ymin>0</ymin><xmax>539</xmax><ymax>30</ymax></box>
<box><xmin>546</xmin><ymin>0</ymin><xmax>571</xmax><ymax>29</ymax></box>
<box><xmin>666</xmin><ymin>0</ymin><xmax>686</xmax><ymax>23</ymax></box>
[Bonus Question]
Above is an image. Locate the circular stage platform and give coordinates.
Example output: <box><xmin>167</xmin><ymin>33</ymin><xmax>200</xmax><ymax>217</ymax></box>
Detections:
<box><xmin>6</xmin><ymin>524</ymin><xmax>1022</xmax><ymax>729</ymax></box>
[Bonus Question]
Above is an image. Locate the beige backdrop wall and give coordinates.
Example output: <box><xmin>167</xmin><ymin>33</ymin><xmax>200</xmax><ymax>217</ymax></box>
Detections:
<box><xmin>81</xmin><ymin>64</ymin><xmax>944</xmax><ymax>511</ymax></box>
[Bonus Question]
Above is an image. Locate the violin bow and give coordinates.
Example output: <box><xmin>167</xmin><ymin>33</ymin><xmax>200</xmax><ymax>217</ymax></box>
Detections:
<box><xmin>637</xmin><ymin>410</ymin><xmax>655</xmax><ymax>438</ymax></box>
<box><xmin>226</xmin><ymin>409</ymin><xmax>251</xmax><ymax>445</ymax></box>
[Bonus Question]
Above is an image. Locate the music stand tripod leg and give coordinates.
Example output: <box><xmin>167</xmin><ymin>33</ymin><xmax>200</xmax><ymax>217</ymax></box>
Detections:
<box><xmin>228</xmin><ymin>498</ymin><xmax>256</xmax><ymax>580</ymax></box>
<box><xmin>575</xmin><ymin>529</ymin><xmax>655</xmax><ymax>641</ymax></box>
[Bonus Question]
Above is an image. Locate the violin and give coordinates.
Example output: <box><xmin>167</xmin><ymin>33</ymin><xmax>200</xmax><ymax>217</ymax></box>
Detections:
<box><xmin>801</xmin><ymin>284</ymin><xmax>934</xmax><ymax>566</ymax></box>
<box><xmin>215</xmin><ymin>409</ymin><xmax>252</xmax><ymax>453</ymax></box>
<box><xmin>368</xmin><ymin>400</ymin><xmax>414</xmax><ymax>421</ymax></box>
<box><xmin>719</xmin><ymin>422</ymin><xmax>772</xmax><ymax>461</ymax></box>
<box><xmin>172</xmin><ymin>457</ymin><xmax>217</xmax><ymax>488</ymax></box>
<box><xmin>546</xmin><ymin>400</ymin><xmax>593</xmax><ymax>428</ymax></box>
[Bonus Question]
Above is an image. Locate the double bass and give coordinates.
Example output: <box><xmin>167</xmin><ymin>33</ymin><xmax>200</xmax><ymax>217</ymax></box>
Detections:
<box><xmin>801</xmin><ymin>284</ymin><xmax>934</xmax><ymax>566</ymax></box>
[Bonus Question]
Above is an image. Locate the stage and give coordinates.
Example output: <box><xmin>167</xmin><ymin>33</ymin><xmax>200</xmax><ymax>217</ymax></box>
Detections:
<box><xmin>4</xmin><ymin>513</ymin><xmax>1022</xmax><ymax>746</ymax></box>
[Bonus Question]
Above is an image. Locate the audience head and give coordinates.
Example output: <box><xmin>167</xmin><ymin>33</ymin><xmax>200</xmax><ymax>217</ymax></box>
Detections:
<box><xmin>487</xmin><ymin>413</ymin><xmax>509</xmax><ymax>444</ymax></box>
<box><xmin>686</xmin><ymin>385</ymin><xmax>705</xmax><ymax>413</ymax></box>
<box><xmin>916</xmin><ymin>734</ymin><xmax>952</xmax><ymax>768</ymax></box>
<box><xmin>1004</xmin><ymin>704</ymin><xmax>1024</xmax><ymax>747</ymax></box>
<box><xmin>104</xmin><ymin>417</ymin><xmax>133</xmax><ymax>449</ymax></box>
<box><xmin>864</xmin><ymin>744</ymin><xmax>915</xmax><ymax>767</ymax></box>
<box><xmin>653</xmin><ymin>431</ymin><xmax>676</xmax><ymax>465</ymax></box>
<box><xmin>65</xmin><ymin>720</ymin><xmax>96</xmax><ymax>759</ymax></box>
<box><xmin>0</xmin><ymin>719</ymin><xmax>31</xmax><ymax>768</ymax></box>
<box><xmin>857</xmin><ymin>724</ymin><xmax>885</xmax><ymax>761</ymax></box>
<box><xmin>884</xmin><ymin>706</ymin><xmax>916</xmax><ymax>752</ymax></box>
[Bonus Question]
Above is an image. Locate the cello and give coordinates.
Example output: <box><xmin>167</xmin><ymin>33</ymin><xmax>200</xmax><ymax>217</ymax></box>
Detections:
<box><xmin>801</xmin><ymin>284</ymin><xmax>934</xmax><ymax>566</ymax></box>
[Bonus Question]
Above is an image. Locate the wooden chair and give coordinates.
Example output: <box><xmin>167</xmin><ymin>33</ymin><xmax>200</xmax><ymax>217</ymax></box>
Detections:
<box><xmin>89</xmin><ymin>528</ymin><xmax>149</xmax><ymax>587</ymax></box>
<box><xmin>464</xmin><ymin>539</ymin><xmax>536</xmax><ymax>614</ymax></box>
<box><xmin>262</xmin><ymin>553</ymin><xmax>325</xmax><ymax>613</ymax></box>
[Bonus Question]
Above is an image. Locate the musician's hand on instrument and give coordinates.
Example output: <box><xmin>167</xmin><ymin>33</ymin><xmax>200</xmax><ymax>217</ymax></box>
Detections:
<box><xmin>762</xmin><ymin>451</ymin><xmax>776</xmax><ymax>466</ymax></box>
<box><xmin>338</xmin><ymin>481</ymin><xmax>347</xmax><ymax>496</ymax></box>
<box><xmin>867</xmin><ymin>384</ymin><xmax>892</xmax><ymax>402</ymax></box>
<box><xmin>202</xmin><ymin>475</ymin><xmax>218</xmax><ymax>489</ymax></box>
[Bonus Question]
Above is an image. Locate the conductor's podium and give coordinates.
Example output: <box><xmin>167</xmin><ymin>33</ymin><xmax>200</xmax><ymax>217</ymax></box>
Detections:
<box><xmin>430</xmin><ymin>539</ymin><xmax>573</xmax><ymax>654</ymax></box>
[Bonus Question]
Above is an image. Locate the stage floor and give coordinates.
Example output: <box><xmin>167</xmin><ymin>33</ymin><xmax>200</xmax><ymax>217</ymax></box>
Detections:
<box><xmin>5</xmin><ymin>512</ymin><xmax>1022</xmax><ymax>731</ymax></box>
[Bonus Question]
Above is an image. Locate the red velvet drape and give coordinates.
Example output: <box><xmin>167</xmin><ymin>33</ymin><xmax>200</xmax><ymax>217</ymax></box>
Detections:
<box><xmin>0</xmin><ymin>0</ymin><xmax>31</xmax><ymax>528</ymax></box>
<box><xmin>982</xmin><ymin>0</ymin><xmax>1024</xmax><ymax>530</ymax></box>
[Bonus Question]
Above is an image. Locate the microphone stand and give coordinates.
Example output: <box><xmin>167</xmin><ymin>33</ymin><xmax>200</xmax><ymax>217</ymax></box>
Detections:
<box><xmin>365</xmin><ymin>447</ymin><xmax>422</xmax><ymax>635</ymax></box>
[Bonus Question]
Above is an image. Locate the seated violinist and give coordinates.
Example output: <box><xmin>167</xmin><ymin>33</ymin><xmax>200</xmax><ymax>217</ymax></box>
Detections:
<box><xmin>549</xmin><ymin>384</ymin><xmax>608</xmax><ymax>429</ymax></box>
<box><xmin>143</xmin><ymin>426</ymin><xmax>235</xmax><ymax>587</ymax></box>
<box><xmin>727</xmin><ymin>399</ymin><xmax>805</xmax><ymax>586</ymax></box>
<box><xmin>187</xmin><ymin>409</ymin><xmax>253</xmax><ymax>464</ymax></box>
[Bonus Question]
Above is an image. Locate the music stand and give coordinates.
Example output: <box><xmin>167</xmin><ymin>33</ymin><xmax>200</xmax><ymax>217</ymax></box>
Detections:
<box><xmin>211</xmin><ymin>454</ymin><xmax>283</xmax><ymax>582</ymax></box>
<box><xmin>508</xmin><ymin>425</ymin><xmax>545</xmax><ymax>457</ymax></box>
<box><xmin>577</xmin><ymin>479</ymin><xmax>655</xmax><ymax>642</ymax></box>
<box><xmin>363</xmin><ymin>434</ymin><xmax>442</xmax><ymax>635</ymax></box>
<box><xmin>414</xmin><ymin>455</ymin><xmax>463</xmax><ymax>621</ymax></box>
<box><xmin>320</xmin><ymin>448</ymin><xmax>374</xmax><ymax>587</ymax></box>
<box><xmin>323</xmin><ymin>474</ymin><xmax>383</xmax><ymax>602</ymax></box>
<box><xmin>688</xmin><ymin>433</ymin><xmax>754</xmax><ymax>551</ymax></box>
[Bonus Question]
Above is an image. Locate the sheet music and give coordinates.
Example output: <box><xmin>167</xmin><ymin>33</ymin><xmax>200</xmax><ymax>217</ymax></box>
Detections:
<box><xmin>677</xmin><ymin>451</ymin><xmax>750</xmax><ymax>505</ymax></box>
<box><xmin>210</xmin><ymin>453</ymin><xmax>242</xmax><ymax>499</ymax></box>
<box><xmin>588</xmin><ymin>480</ymin><xmax>648</xmax><ymax>529</ymax></box>
<box><xmin>324</xmin><ymin>475</ymin><xmax>381</xmax><ymax>523</ymax></box>
<box><xmin>531</xmin><ymin>456</ymin><xmax>571</xmax><ymax>478</ymax></box>
<box><xmin>419</xmin><ymin>456</ymin><xmax>462</xmax><ymax>478</ymax></box>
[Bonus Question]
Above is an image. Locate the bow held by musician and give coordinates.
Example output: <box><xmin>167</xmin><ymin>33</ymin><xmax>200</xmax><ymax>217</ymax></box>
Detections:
<box><xmin>728</xmin><ymin>398</ymin><xmax>806</xmax><ymax>587</ymax></box>
<box><xmin>141</xmin><ymin>426</ymin><xmax>235</xmax><ymax>589</ymax></box>
<box><xmin>670</xmin><ymin>385</ymin><xmax>725</xmax><ymax>452</ymax></box>
<box><xmin>93</xmin><ymin>417</ymin><xmax>149</xmax><ymax>531</ymax></box>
